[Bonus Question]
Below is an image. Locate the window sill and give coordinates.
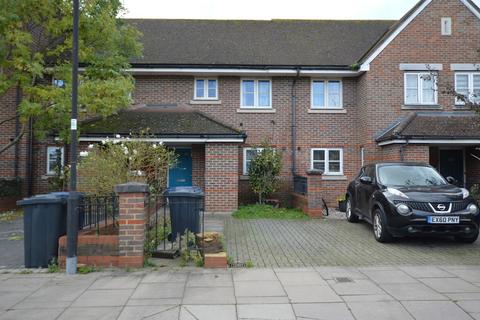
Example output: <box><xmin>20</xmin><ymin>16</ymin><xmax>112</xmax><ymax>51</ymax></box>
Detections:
<box><xmin>237</xmin><ymin>108</ymin><xmax>276</xmax><ymax>114</ymax></box>
<box><xmin>308</xmin><ymin>109</ymin><xmax>347</xmax><ymax>114</ymax></box>
<box><xmin>41</xmin><ymin>174</ymin><xmax>55</xmax><ymax>180</ymax></box>
<box><xmin>190</xmin><ymin>100</ymin><xmax>222</xmax><ymax>105</ymax></box>
<box><xmin>453</xmin><ymin>105</ymin><xmax>471</xmax><ymax>110</ymax></box>
<box><xmin>322</xmin><ymin>175</ymin><xmax>347</xmax><ymax>181</ymax></box>
<box><xmin>402</xmin><ymin>105</ymin><xmax>442</xmax><ymax>110</ymax></box>
<box><xmin>240</xmin><ymin>175</ymin><xmax>250</xmax><ymax>181</ymax></box>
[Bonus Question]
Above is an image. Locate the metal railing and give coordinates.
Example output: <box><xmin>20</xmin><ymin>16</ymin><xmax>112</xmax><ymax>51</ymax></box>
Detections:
<box><xmin>78</xmin><ymin>194</ymin><xmax>119</xmax><ymax>232</ymax></box>
<box><xmin>293</xmin><ymin>175</ymin><xmax>308</xmax><ymax>195</ymax></box>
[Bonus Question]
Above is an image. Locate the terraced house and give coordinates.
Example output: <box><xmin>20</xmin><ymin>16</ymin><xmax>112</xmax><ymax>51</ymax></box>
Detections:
<box><xmin>2</xmin><ymin>0</ymin><xmax>480</xmax><ymax>215</ymax></box>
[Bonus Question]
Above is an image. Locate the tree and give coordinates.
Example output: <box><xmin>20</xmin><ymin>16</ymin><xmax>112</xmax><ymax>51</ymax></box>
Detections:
<box><xmin>248</xmin><ymin>142</ymin><xmax>282</xmax><ymax>204</ymax></box>
<box><xmin>0</xmin><ymin>0</ymin><xmax>142</xmax><ymax>154</ymax></box>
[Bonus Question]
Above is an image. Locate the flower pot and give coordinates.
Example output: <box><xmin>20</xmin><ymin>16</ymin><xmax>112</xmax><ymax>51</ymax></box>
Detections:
<box><xmin>338</xmin><ymin>200</ymin><xmax>347</xmax><ymax>212</ymax></box>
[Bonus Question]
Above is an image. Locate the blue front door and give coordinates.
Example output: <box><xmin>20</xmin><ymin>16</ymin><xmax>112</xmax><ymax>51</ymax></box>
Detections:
<box><xmin>169</xmin><ymin>149</ymin><xmax>193</xmax><ymax>187</ymax></box>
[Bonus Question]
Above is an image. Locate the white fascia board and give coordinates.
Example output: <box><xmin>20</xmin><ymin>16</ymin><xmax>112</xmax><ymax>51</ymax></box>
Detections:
<box><xmin>360</xmin><ymin>0</ymin><xmax>433</xmax><ymax>71</ymax></box>
<box><xmin>399</xmin><ymin>63</ymin><xmax>443</xmax><ymax>71</ymax></box>
<box><xmin>79</xmin><ymin>137</ymin><xmax>245</xmax><ymax>143</ymax></box>
<box><xmin>460</xmin><ymin>0</ymin><xmax>480</xmax><ymax>19</ymax></box>
<box><xmin>378</xmin><ymin>139</ymin><xmax>480</xmax><ymax>146</ymax></box>
<box><xmin>126</xmin><ymin>68</ymin><xmax>362</xmax><ymax>77</ymax></box>
<box><xmin>450</xmin><ymin>63</ymin><xmax>480</xmax><ymax>71</ymax></box>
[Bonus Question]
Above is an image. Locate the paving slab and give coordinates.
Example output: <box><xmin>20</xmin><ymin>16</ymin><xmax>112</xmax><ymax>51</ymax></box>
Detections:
<box><xmin>341</xmin><ymin>294</ymin><xmax>395</xmax><ymax>302</ymax></box>
<box><xmin>347</xmin><ymin>301</ymin><xmax>414</xmax><ymax>320</ymax></box>
<box><xmin>446</xmin><ymin>292</ymin><xmax>480</xmax><ymax>300</ymax></box>
<box><xmin>402</xmin><ymin>300</ymin><xmax>472</xmax><ymax>320</ymax></box>
<box><xmin>182</xmin><ymin>286</ymin><xmax>235</xmax><ymax>304</ymax></box>
<box><xmin>456</xmin><ymin>300</ymin><xmax>480</xmax><ymax>313</ymax></box>
<box><xmin>0</xmin><ymin>308</ymin><xmax>65</xmax><ymax>320</ymax></box>
<box><xmin>293</xmin><ymin>302</ymin><xmax>355</xmax><ymax>320</ymax></box>
<box><xmin>90</xmin><ymin>275</ymin><xmax>142</xmax><ymax>290</ymax></box>
<box><xmin>329</xmin><ymin>279</ymin><xmax>385</xmax><ymax>295</ymax></box>
<box><xmin>0</xmin><ymin>291</ymin><xmax>32</xmax><ymax>310</ymax></box>
<box><xmin>237</xmin><ymin>303</ymin><xmax>295</xmax><ymax>320</ymax></box>
<box><xmin>234</xmin><ymin>280</ymin><xmax>285</xmax><ymax>297</ymax></box>
<box><xmin>275</xmin><ymin>271</ymin><xmax>327</xmax><ymax>286</ymax></box>
<box><xmin>361</xmin><ymin>269</ymin><xmax>418</xmax><ymax>284</ymax></box>
<box><xmin>181</xmin><ymin>305</ymin><xmax>236</xmax><ymax>320</ymax></box>
<box><xmin>236</xmin><ymin>296</ymin><xmax>290</xmax><ymax>304</ymax></box>
<box><xmin>283</xmin><ymin>285</ymin><xmax>342</xmax><ymax>303</ymax></box>
<box><xmin>380</xmin><ymin>282</ymin><xmax>448</xmax><ymax>301</ymax></box>
<box><xmin>72</xmin><ymin>289</ymin><xmax>133</xmax><ymax>307</ymax></box>
<box><xmin>453</xmin><ymin>269</ymin><xmax>480</xmax><ymax>283</ymax></box>
<box><xmin>399</xmin><ymin>266</ymin><xmax>455</xmax><ymax>278</ymax></box>
<box><xmin>131</xmin><ymin>283</ymin><xmax>185</xmax><ymax>300</ymax></box>
<box><xmin>117</xmin><ymin>305</ymin><xmax>179</xmax><ymax>320</ymax></box>
<box><xmin>127</xmin><ymin>298</ymin><xmax>182</xmax><ymax>306</ymax></box>
<box><xmin>142</xmin><ymin>271</ymin><xmax>188</xmax><ymax>284</ymax></box>
<box><xmin>419</xmin><ymin>277</ymin><xmax>480</xmax><ymax>293</ymax></box>
<box><xmin>315</xmin><ymin>267</ymin><xmax>368</xmax><ymax>280</ymax></box>
<box><xmin>0</xmin><ymin>277</ymin><xmax>49</xmax><ymax>292</ymax></box>
<box><xmin>57</xmin><ymin>306</ymin><xmax>122</xmax><ymax>320</ymax></box>
<box><xmin>233</xmin><ymin>269</ymin><xmax>277</xmax><ymax>281</ymax></box>
<box><xmin>186</xmin><ymin>272</ymin><xmax>232</xmax><ymax>287</ymax></box>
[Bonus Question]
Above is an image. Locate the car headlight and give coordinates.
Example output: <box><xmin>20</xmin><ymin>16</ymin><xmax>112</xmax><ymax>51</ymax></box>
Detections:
<box><xmin>461</xmin><ymin>188</ymin><xmax>470</xmax><ymax>199</ymax></box>
<box><xmin>386</xmin><ymin>188</ymin><xmax>409</xmax><ymax>199</ymax></box>
<box><xmin>467</xmin><ymin>203</ymin><xmax>479</xmax><ymax>215</ymax></box>
<box><xmin>396</xmin><ymin>203</ymin><xmax>412</xmax><ymax>216</ymax></box>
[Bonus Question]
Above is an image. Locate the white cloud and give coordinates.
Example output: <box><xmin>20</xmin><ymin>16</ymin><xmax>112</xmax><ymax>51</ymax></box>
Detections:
<box><xmin>122</xmin><ymin>0</ymin><xmax>480</xmax><ymax>20</ymax></box>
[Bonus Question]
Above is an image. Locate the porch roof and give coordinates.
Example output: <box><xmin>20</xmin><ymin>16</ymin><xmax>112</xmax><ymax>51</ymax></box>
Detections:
<box><xmin>80</xmin><ymin>105</ymin><xmax>246</xmax><ymax>142</ymax></box>
<box><xmin>376</xmin><ymin>112</ymin><xmax>480</xmax><ymax>145</ymax></box>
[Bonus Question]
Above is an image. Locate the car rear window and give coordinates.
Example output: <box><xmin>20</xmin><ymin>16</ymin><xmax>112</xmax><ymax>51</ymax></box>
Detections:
<box><xmin>377</xmin><ymin>165</ymin><xmax>447</xmax><ymax>187</ymax></box>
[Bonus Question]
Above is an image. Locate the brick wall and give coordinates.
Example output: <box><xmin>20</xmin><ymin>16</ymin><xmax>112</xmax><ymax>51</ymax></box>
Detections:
<box><xmin>205</xmin><ymin>143</ymin><xmax>239</xmax><ymax>213</ymax></box>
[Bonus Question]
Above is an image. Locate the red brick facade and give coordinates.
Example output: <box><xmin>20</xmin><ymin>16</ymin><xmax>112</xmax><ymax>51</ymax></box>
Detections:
<box><xmin>2</xmin><ymin>0</ymin><xmax>480</xmax><ymax>212</ymax></box>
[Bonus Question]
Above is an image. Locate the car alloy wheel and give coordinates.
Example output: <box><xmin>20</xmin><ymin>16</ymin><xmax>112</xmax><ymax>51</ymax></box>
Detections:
<box><xmin>373</xmin><ymin>214</ymin><xmax>382</xmax><ymax>239</ymax></box>
<box><xmin>346</xmin><ymin>198</ymin><xmax>359</xmax><ymax>223</ymax></box>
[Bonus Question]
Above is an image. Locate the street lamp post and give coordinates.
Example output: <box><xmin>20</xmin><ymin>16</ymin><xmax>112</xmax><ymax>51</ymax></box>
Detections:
<box><xmin>66</xmin><ymin>0</ymin><xmax>80</xmax><ymax>275</ymax></box>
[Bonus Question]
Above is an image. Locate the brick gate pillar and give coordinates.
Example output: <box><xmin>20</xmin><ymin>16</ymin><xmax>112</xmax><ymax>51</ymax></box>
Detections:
<box><xmin>204</xmin><ymin>143</ymin><xmax>239</xmax><ymax>213</ymax></box>
<box><xmin>115</xmin><ymin>182</ymin><xmax>148</xmax><ymax>268</ymax></box>
<box><xmin>306</xmin><ymin>170</ymin><xmax>325</xmax><ymax>218</ymax></box>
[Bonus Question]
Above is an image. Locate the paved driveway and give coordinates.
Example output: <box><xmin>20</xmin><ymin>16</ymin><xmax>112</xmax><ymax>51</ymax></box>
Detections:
<box><xmin>0</xmin><ymin>213</ymin><xmax>24</xmax><ymax>269</ymax></box>
<box><xmin>0</xmin><ymin>266</ymin><xmax>479</xmax><ymax>320</ymax></box>
<box><xmin>225</xmin><ymin>216</ymin><xmax>480</xmax><ymax>268</ymax></box>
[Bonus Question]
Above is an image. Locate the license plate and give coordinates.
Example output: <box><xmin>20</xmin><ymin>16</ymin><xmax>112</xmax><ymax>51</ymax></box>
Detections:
<box><xmin>427</xmin><ymin>216</ymin><xmax>460</xmax><ymax>224</ymax></box>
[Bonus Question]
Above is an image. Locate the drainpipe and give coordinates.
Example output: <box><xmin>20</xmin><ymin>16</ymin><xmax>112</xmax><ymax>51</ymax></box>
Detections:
<box><xmin>26</xmin><ymin>117</ymin><xmax>33</xmax><ymax>196</ymax></box>
<box><xmin>291</xmin><ymin>68</ymin><xmax>300</xmax><ymax>177</ymax></box>
<box><xmin>400</xmin><ymin>138</ymin><xmax>410</xmax><ymax>162</ymax></box>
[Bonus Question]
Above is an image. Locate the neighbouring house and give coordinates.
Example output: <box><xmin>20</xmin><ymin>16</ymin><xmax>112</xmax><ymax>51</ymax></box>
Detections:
<box><xmin>2</xmin><ymin>0</ymin><xmax>480</xmax><ymax>214</ymax></box>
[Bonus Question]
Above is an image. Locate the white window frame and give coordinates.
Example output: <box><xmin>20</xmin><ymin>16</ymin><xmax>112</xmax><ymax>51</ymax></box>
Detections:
<box><xmin>194</xmin><ymin>78</ymin><xmax>218</xmax><ymax>100</ymax></box>
<box><xmin>441</xmin><ymin>17</ymin><xmax>452</xmax><ymax>36</ymax></box>
<box><xmin>240</xmin><ymin>79</ymin><xmax>272</xmax><ymax>109</ymax></box>
<box><xmin>46</xmin><ymin>146</ymin><xmax>64</xmax><ymax>175</ymax></box>
<box><xmin>310</xmin><ymin>148</ymin><xmax>344</xmax><ymax>175</ymax></box>
<box><xmin>310</xmin><ymin>79</ymin><xmax>343</xmax><ymax>109</ymax></box>
<box><xmin>455</xmin><ymin>72</ymin><xmax>480</xmax><ymax>105</ymax></box>
<box><xmin>52</xmin><ymin>78</ymin><xmax>66</xmax><ymax>88</ymax></box>
<box><xmin>404</xmin><ymin>72</ymin><xmax>438</xmax><ymax>105</ymax></box>
<box><xmin>243</xmin><ymin>147</ymin><xmax>264</xmax><ymax>175</ymax></box>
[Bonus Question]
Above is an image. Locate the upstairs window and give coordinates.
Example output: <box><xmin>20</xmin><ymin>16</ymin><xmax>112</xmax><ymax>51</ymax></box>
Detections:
<box><xmin>311</xmin><ymin>148</ymin><xmax>343</xmax><ymax>175</ymax></box>
<box><xmin>441</xmin><ymin>17</ymin><xmax>452</xmax><ymax>36</ymax></box>
<box><xmin>47</xmin><ymin>147</ymin><xmax>64</xmax><ymax>175</ymax></box>
<box><xmin>194</xmin><ymin>78</ymin><xmax>218</xmax><ymax>100</ymax></box>
<box><xmin>404</xmin><ymin>73</ymin><xmax>437</xmax><ymax>105</ymax></box>
<box><xmin>311</xmin><ymin>80</ymin><xmax>342</xmax><ymax>109</ymax></box>
<box><xmin>455</xmin><ymin>73</ymin><xmax>480</xmax><ymax>105</ymax></box>
<box><xmin>241</xmin><ymin>79</ymin><xmax>271</xmax><ymax>108</ymax></box>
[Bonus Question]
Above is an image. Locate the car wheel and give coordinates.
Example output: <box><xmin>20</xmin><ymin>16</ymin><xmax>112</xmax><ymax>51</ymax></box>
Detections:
<box><xmin>372</xmin><ymin>208</ymin><xmax>393</xmax><ymax>243</ymax></box>
<box><xmin>454</xmin><ymin>231</ymin><xmax>479</xmax><ymax>244</ymax></box>
<box><xmin>346</xmin><ymin>198</ymin><xmax>359</xmax><ymax>223</ymax></box>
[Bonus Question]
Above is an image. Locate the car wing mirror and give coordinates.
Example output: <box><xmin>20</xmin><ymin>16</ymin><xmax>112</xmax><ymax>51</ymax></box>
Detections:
<box><xmin>446</xmin><ymin>176</ymin><xmax>457</xmax><ymax>185</ymax></box>
<box><xmin>360</xmin><ymin>176</ymin><xmax>373</xmax><ymax>184</ymax></box>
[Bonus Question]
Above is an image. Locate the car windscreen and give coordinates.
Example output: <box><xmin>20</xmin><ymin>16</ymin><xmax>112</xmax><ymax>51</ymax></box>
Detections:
<box><xmin>377</xmin><ymin>165</ymin><xmax>447</xmax><ymax>187</ymax></box>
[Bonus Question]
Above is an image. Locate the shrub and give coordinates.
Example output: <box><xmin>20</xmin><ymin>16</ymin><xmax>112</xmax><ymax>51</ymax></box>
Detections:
<box><xmin>0</xmin><ymin>178</ymin><xmax>22</xmax><ymax>197</ymax></box>
<box><xmin>78</xmin><ymin>134</ymin><xmax>177</xmax><ymax>195</ymax></box>
<box><xmin>248</xmin><ymin>142</ymin><xmax>282</xmax><ymax>204</ymax></box>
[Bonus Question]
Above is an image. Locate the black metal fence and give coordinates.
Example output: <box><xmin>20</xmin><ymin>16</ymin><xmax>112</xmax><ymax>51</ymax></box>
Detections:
<box><xmin>145</xmin><ymin>193</ymin><xmax>205</xmax><ymax>259</ymax></box>
<box><xmin>293</xmin><ymin>175</ymin><xmax>308</xmax><ymax>195</ymax></box>
<box><xmin>78</xmin><ymin>194</ymin><xmax>119</xmax><ymax>232</ymax></box>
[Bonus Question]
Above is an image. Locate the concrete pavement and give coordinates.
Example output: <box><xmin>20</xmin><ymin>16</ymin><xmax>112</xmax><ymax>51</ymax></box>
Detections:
<box><xmin>0</xmin><ymin>265</ymin><xmax>479</xmax><ymax>319</ymax></box>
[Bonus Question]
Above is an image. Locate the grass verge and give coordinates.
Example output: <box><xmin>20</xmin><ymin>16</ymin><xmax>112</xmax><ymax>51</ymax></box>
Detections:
<box><xmin>232</xmin><ymin>204</ymin><xmax>309</xmax><ymax>220</ymax></box>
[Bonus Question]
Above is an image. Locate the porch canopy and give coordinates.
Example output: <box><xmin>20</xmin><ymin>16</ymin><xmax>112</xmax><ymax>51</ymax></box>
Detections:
<box><xmin>376</xmin><ymin>112</ymin><xmax>480</xmax><ymax>146</ymax></box>
<box><xmin>79</xmin><ymin>104</ymin><xmax>246</xmax><ymax>143</ymax></box>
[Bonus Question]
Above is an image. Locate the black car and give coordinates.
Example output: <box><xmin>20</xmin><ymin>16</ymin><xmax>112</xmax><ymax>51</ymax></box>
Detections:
<box><xmin>346</xmin><ymin>162</ymin><xmax>479</xmax><ymax>243</ymax></box>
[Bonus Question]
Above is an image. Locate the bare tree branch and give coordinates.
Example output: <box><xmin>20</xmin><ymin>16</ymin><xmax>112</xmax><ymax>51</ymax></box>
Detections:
<box><xmin>0</xmin><ymin>113</ymin><xmax>19</xmax><ymax>127</ymax></box>
<box><xmin>0</xmin><ymin>123</ymin><xmax>26</xmax><ymax>155</ymax></box>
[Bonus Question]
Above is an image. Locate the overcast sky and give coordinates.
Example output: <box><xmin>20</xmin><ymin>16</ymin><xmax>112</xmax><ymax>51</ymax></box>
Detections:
<box><xmin>122</xmin><ymin>0</ymin><xmax>480</xmax><ymax>20</ymax></box>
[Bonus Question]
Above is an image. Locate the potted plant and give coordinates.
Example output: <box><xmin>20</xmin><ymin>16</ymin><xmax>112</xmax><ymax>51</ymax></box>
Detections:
<box><xmin>337</xmin><ymin>195</ymin><xmax>347</xmax><ymax>212</ymax></box>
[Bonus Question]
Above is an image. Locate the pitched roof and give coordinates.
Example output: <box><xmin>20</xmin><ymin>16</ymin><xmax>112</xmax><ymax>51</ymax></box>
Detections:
<box><xmin>376</xmin><ymin>112</ymin><xmax>480</xmax><ymax>142</ymax></box>
<box><xmin>80</xmin><ymin>105</ymin><xmax>246</xmax><ymax>139</ymax></box>
<box><xmin>125</xmin><ymin>19</ymin><xmax>395</xmax><ymax>67</ymax></box>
